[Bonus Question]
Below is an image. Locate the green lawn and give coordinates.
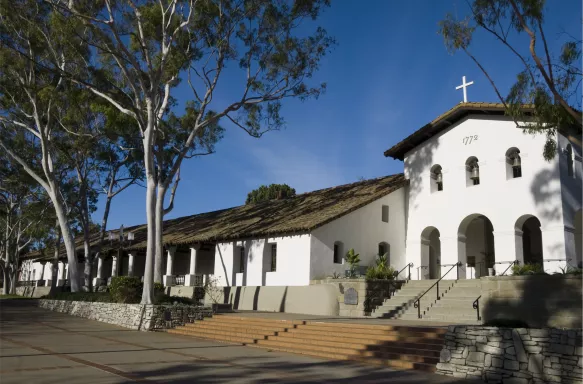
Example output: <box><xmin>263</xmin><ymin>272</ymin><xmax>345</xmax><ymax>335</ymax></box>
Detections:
<box><xmin>0</xmin><ymin>294</ymin><xmax>32</xmax><ymax>299</ymax></box>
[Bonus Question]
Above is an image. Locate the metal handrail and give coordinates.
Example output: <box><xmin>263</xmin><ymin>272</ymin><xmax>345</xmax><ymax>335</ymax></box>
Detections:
<box><xmin>397</xmin><ymin>263</ymin><xmax>414</xmax><ymax>281</ymax></box>
<box><xmin>473</xmin><ymin>295</ymin><xmax>481</xmax><ymax>321</ymax></box>
<box><xmin>416</xmin><ymin>265</ymin><xmax>428</xmax><ymax>280</ymax></box>
<box><xmin>413</xmin><ymin>262</ymin><xmax>462</xmax><ymax>319</ymax></box>
<box><xmin>498</xmin><ymin>260</ymin><xmax>519</xmax><ymax>276</ymax></box>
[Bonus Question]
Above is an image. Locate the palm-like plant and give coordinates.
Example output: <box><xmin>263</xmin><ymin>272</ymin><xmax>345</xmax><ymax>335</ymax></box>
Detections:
<box><xmin>345</xmin><ymin>248</ymin><xmax>360</xmax><ymax>277</ymax></box>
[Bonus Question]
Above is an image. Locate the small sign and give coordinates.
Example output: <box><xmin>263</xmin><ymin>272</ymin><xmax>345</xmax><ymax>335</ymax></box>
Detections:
<box><xmin>344</xmin><ymin>288</ymin><xmax>358</xmax><ymax>305</ymax></box>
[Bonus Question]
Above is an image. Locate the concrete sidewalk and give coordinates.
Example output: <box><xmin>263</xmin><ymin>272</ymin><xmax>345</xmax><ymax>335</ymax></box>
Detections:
<box><xmin>0</xmin><ymin>299</ymin><xmax>477</xmax><ymax>383</ymax></box>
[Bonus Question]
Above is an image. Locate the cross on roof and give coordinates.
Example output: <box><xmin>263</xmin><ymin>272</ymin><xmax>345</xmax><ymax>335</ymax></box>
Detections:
<box><xmin>455</xmin><ymin>76</ymin><xmax>474</xmax><ymax>103</ymax></box>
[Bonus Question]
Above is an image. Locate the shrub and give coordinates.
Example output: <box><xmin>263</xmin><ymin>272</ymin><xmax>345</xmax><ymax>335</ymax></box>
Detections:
<box><xmin>511</xmin><ymin>263</ymin><xmax>546</xmax><ymax>276</ymax></box>
<box><xmin>558</xmin><ymin>265</ymin><xmax>583</xmax><ymax>275</ymax></box>
<box><xmin>109</xmin><ymin>276</ymin><xmax>142</xmax><ymax>304</ymax></box>
<box><xmin>365</xmin><ymin>254</ymin><xmax>396</xmax><ymax>280</ymax></box>
<box><xmin>42</xmin><ymin>292</ymin><xmax>114</xmax><ymax>303</ymax></box>
<box><xmin>155</xmin><ymin>295</ymin><xmax>198</xmax><ymax>305</ymax></box>
<box><xmin>345</xmin><ymin>249</ymin><xmax>360</xmax><ymax>277</ymax></box>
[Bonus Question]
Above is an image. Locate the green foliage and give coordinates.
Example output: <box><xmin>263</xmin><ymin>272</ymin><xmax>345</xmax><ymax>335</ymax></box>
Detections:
<box><xmin>246</xmin><ymin>184</ymin><xmax>296</xmax><ymax>204</ymax></box>
<box><xmin>557</xmin><ymin>265</ymin><xmax>583</xmax><ymax>275</ymax></box>
<box><xmin>345</xmin><ymin>248</ymin><xmax>360</xmax><ymax>277</ymax></box>
<box><xmin>109</xmin><ymin>276</ymin><xmax>143</xmax><ymax>304</ymax></box>
<box><xmin>438</xmin><ymin>1</ymin><xmax>582</xmax><ymax>160</ymax></box>
<box><xmin>511</xmin><ymin>263</ymin><xmax>546</xmax><ymax>276</ymax></box>
<box><xmin>42</xmin><ymin>292</ymin><xmax>114</xmax><ymax>303</ymax></box>
<box><xmin>154</xmin><ymin>295</ymin><xmax>198</xmax><ymax>305</ymax></box>
<box><xmin>365</xmin><ymin>254</ymin><xmax>396</xmax><ymax>280</ymax></box>
<box><xmin>329</xmin><ymin>271</ymin><xmax>341</xmax><ymax>279</ymax></box>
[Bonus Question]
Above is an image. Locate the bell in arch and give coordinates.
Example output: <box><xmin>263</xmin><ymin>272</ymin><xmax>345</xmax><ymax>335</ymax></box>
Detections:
<box><xmin>512</xmin><ymin>155</ymin><xmax>521</xmax><ymax>168</ymax></box>
<box><xmin>435</xmin><ymin>172</ymin><xmax>443</xmax><ymax>184</ymax></box>
<box><xmin>470</xmin><ymin>165</ymin><xmax>480</xmax><ymax>180</ymax></box>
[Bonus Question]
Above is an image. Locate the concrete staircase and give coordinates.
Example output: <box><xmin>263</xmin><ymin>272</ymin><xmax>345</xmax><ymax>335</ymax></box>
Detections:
<box><xmin>421</xmin><ymin>279</ymin><xmax>482</xmax><ymax>324</ymax></box>
<box><xmin>371</xmin><ymin>279</ymin><xmax>455</xmax><ymax>320</ymax></box>
<box><xmin>168</xmin><ymin>315</ymin><xmax>446</xmax><ymax>373</ymax></box>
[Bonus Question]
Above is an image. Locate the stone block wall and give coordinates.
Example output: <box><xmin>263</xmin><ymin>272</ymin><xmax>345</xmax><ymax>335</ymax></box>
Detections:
<box><xmin>437</xmin><ymin>326</ymin><xmax>583</xmax><ymax>383</ymax></box>
<box><xmin>311</xmin><ymin>279</ymin><xmax>401</xmax><ymax>317</ymax></box>
<box><xmin>38</xmin><ymin>300</ymin><xmax>211</xmax><ymax>331</ymax></box>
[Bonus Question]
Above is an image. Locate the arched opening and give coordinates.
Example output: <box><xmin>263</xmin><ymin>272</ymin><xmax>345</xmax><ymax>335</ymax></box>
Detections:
<box><xmin>566</xmin><ymin>144</ymin><xmax>574</xmax><ymax>177</ymax></box>
<box><xmin>514</xmin><ymin>215</ymin><xmax>544</xmax><ymax>265</ymax></box>
<box><xmin>333</xmin><ymin>241</ymin><xmax>344</xmax><ymax>264</ymax></box>
<box><xmin>378</xmin><ymin>242</ymin><xmax>390</xmax><ymax>265</ymax></box>
<box><xmin>458</xmin><ymin>214</ymin><xmax>495</xmax><ymax>278</ymax></box>
<box><xmin>421</xmin><ymin>227</ymin><xmax>441</xmax><ymax>280</ymax></box>
<box><xmin>505</xmin><ymin>147</ymin><xmax>522</xmax><ymax>179</ymax></box>
<box><xmin>575</xmin><ymin>209</ymin><xmax>582</xmax><ymax>268</ymax></box>
<box><xmin>465</xmin><ymin>157</ymin><xmax>480</xmax><ymax>187</ymax></box>
<box><xmin>430</xmin><ymin>164</ymin><xmax>443</xmax><ymax>193</ymax></box>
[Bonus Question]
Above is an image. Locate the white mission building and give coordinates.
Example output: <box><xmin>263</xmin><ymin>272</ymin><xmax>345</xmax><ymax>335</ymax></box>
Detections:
<box><xmin>22</xmin><ymin>102</ymin><xmax>582</xmax><ymax>289</ymax></box>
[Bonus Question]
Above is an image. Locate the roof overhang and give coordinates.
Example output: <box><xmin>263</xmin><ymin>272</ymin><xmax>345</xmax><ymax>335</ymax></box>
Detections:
<box><xmin>384</xmin><ymin>102</ymin><xmax>536</xmax><ymax>161</ymax></box>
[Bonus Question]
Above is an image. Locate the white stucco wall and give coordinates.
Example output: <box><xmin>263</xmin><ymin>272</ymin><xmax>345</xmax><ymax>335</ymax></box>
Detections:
<box><xmin>403</xmin><ymin>115</ymin><xmax>574</xmax><ymax>278</ymax></box>
<box><xmin>213</xmin><ymin>234</ymin><xmax>311</xmax><ymax>287</ymax></box>
<box><xmin>310</xmin><ymin>187</ymin><xmax>407</xmax><ymax>280</ymax></box>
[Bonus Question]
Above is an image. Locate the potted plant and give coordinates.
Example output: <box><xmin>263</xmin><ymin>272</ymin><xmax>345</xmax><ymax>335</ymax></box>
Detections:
<box><xmin>345</xmin><ymin>249</ymin><xmax>360</xmax><ymax>278</ymax></box>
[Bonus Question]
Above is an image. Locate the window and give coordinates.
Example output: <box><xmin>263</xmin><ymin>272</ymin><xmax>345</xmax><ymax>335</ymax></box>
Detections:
<box><xmin>270</xmin><ymin>243</ymin><xmax>277</xmax><ymax>272</ymax></box>
<box><xmin>465</xmin><ymin>157</ymin><xmax>480</xmax><ymax>187</ymax></box>
<box><xmin>566</xmin><ymin>144</ymin><xmax>574</xmax><ymax>177</ymax></box>
<box><xmin>381</xmin><ymin>205</ymin><xmax>389</xmax><ymax>223</ymax></box>
<box><xmin>430</xmin><ymin>164</ymin><xmax>443</xmax><ymax>193</ymax></box>
<box><xmin>239</xmin><ymin>247</ymin><xmax>245</xmax><ymax>273</ymax></box>
<box><xmin>505</xmin><ymin>148</ymin><xmax>522</xmax><ymax>179</ymax></box>
<box><xmin>333</xmin><ymin>241</ymin><xmax>344</xmax><ymax>264</ymax></box>
<box><xmin>378</xmin><ymin>242</ymin><xmax>389</xmax><ymax>257</ymax></box>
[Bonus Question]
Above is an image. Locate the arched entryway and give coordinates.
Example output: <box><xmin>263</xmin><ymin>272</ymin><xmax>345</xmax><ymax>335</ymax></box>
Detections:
<box><xmin>575</xmin><ymin>209</ymin><xmax>582</xmax><ymax>268</ymax></box>
<box><xmin>421</xmin><ymin>227</ymin><xmax>441</xmax><ymax>280</ymax></box>
<box><xmin>515</xmin><ymin>215</ymin><xmax>543</xmax><ymax>265</ymax></box>
<box><xmin>458</xmin><ymin>214</ymin><xmax>495</xmax><ymax>279</ymax></box>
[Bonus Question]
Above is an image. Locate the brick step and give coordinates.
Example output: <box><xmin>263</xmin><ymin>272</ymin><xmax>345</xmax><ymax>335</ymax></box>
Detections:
<box><xmin>204</xmin><ymin>315</ymin><xmax>295</xmax><ymax>326</ymax></box>
<box><xmin>173</xmin><ymin>326</ymin><xmax>273</xmax><ymax>340</ymax></box>
<box><xmin>298</xmin><ymin>321</ymin><xmax>447</xmax><ymax>335</ymax></box>
<box><xmin>266</xmin><ymin>334</ymin><xmax>444</xmax><ymax>352</ymax></box>
<box><xmin>286</xmin><ymin>325</ymin><xmax>444</xmax><ymax>340</ymax></box>
<box><xmin>251</xmin><ymin>341</ymin><xmax>436</xmax><ymax>372</ymax></box>
<box><xmin>167</xmin><ymin>328</ymin><xmax>257</xmax><ymax>344</ymax></box>
<box><xmin>182</xmin><ymin>322</ymin><xmax>289</xmax><ymax>333</ymax></box>
<box><xmin>269</xmin><ymin>333</ymin><xmax>443</xmax><ymax>352</ymax></box>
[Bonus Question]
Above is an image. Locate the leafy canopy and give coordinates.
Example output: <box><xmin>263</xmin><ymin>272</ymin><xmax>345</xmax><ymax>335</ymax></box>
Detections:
<box><xmin>246</xmin><ymin>183</ymin><xmax>296</xmax><ymax>204</ymax></box>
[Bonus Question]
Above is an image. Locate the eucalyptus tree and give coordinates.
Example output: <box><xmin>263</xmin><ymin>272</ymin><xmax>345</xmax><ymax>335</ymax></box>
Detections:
<box><xmin>439</xmin><ymin>0</ymin><xmax>582</xmax><ymax>160</ymax></box>
<box><xmin>49</xmin><ymin>0</ymin><xmax>335</xmax><ymax>303</ymax></box>
<box><xmin>0</xmin><ymin>0</ymin><xmax>88</xmax><ymax>291</ymax></box>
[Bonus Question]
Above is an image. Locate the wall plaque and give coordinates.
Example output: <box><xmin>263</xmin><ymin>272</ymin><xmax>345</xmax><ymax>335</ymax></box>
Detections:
<box><xmin>344</xmin><ymin>288</ymin><xmax>358</xmax><ymax>305</ymax></box>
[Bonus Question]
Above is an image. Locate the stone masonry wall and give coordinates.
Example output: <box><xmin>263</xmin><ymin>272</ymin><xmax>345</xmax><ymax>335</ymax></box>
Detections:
<box><xmin>437</xmin><ymin>326</ymin><xmax>583</xmax><ymax>383</ymax></box>
<box><xmin>310</xmin><ymin>279</ymin><xmax>401</xmax><ymax>317</ymax></box>
<box><xmin>38</xmin><ymin>300</ymin><xmax>211</xmax><ymax>331</ymax></box>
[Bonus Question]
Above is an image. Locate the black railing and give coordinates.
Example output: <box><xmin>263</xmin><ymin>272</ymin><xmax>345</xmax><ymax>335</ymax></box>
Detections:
<box><xmin>396</xmin><ymin>263</ymin><xmax>414</xmax><ymax>281</ymax></box>
<box><xmin>473</xmin><ymin>295</ymin><xmax>481</xmax><ymax>321</ymax></box>
<box><xmin>175</xmin><ymin>275</ymin><xmax>185</xmax><ymax>286</ymax></box>
<box><xmin>413</xmin><ymin>262</ymin><xmax>462</xmax><ymax>319</ymax></box>
<box><xmin>497</xmin><ymin>260</ymin><xmax>519</xmax><ymax>276</ymax></box>
<box><xmin>194</xmin><ymin>274</ymin><xmax>203</xmax><ymax>287</ymax></box>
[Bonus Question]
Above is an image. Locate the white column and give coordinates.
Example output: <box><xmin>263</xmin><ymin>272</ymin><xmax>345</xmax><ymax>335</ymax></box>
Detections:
<box><xmin>57</xmin><ymin>262</ymin><xmax>66</xmax><ymax>286</ymax></box>
<box><xmin>542</xmin><ymin>226</ymin><xmax>569</xmax><ymax>274</ymax></box>
<box><xmin>163</xmin><ymin>246</ymin><xmax>176</xmax><ymax>287</ymax></box>
<box><xmin>93</xmin><ymin>255</ymin><xmax>105</xmax><ymax>287</ymax></box>
<box><xmin>128</xmin><ymin>253</ymin><xmax>135</xmax><ymax>277</ymax></box>
<box><xmin>185</xmin><ymin>245</ymin><xmax>200</xmax><ymax>286</ymax></box>
<box><xmin>36</xmin><ymin>262</ymin><xmax>46</xmax><ymax>286</ymax></box>
<box><xmin>493</xmin><ymin>230</ymin><xmax>519</xmax><ymax>276</ymax></box>
<box><xmin>440</xmin><ymin>236</ymin><xmax>463</xmax><ymax>279</ymax></box>
<box><xmin>111</xmin><ymin>255</ymin><xmax>118</xmax><ymax>278</ymax></box>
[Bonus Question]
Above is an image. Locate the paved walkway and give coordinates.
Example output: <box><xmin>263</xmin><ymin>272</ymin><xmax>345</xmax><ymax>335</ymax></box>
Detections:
<box><xmin>0</xmin><ymin>300</ymin><xmax>478</xmax><ymax>384</ymax></box>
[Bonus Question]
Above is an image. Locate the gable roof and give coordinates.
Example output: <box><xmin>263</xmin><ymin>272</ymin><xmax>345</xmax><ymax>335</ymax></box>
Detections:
<box><xmin>384</xmin><ymin>102</ymin><xmax>536</xmax><ymax>161</ymax></box>
<box><xmin>29</xmin><ymin>173</ymin><xmax>408</xmax><ymax>261</ymax></box>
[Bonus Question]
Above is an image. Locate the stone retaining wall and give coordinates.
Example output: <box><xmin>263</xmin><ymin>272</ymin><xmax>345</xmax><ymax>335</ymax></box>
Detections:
<box><xmin>437</xmin><ymin>326</ymin><xmax>583</xmax><ymax>383</ymax></box>
<box><xmin>38</xmin><ymin>300</ymin><xmax>211</xmax><ymax>331</ymax></box>
<box><xmin>311</xmin><ymin>279</ymin><xmax>402</xmax><ymax>317</ymax></box>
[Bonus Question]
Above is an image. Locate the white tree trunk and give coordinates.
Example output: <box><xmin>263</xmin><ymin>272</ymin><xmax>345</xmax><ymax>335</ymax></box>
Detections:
<box><xmin>154</xmin><ymin>184</ymin><xmax>167</xmax><ymax>284</ymax></box>
<box><xmin>50</xmin><ymin>190</ymin><xmax>80</xmax><ymax>292</ymax></box>
<box><xmin>141</xmin><ymin>176</ymin><xmax>157</xmax><ymax>304</ymax></box>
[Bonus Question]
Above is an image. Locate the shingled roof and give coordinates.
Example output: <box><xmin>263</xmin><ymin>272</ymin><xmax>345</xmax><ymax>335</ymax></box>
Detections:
<box><xmin>29</xmin><ymin>173</ymin><xmax>408</xmax><ymax>261</ymax></box>
<box><xmin>384</xmin><ymin>102</ymin><xmax>536</xmax><ymax>161</ymax></box>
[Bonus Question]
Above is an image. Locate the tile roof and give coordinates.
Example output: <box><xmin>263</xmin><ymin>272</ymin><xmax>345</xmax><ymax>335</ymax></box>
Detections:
<box><xmin>28</xmin><ymin>173</ymin><xmax>408</xmax><ymax>261</ymax></box>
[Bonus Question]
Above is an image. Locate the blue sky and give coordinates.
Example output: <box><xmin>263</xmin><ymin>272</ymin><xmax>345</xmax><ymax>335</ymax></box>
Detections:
<box><xmin>98</xmin><ymin>0</ymin><xmax>581</xmax><ymax>230</ymax></box>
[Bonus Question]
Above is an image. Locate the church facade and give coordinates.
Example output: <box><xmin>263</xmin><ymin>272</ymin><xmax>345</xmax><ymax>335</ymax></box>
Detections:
<box><xmin>21</xmin><ymin>103</ymin><xmax>582</xmax><ymax>289</ymax></box>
